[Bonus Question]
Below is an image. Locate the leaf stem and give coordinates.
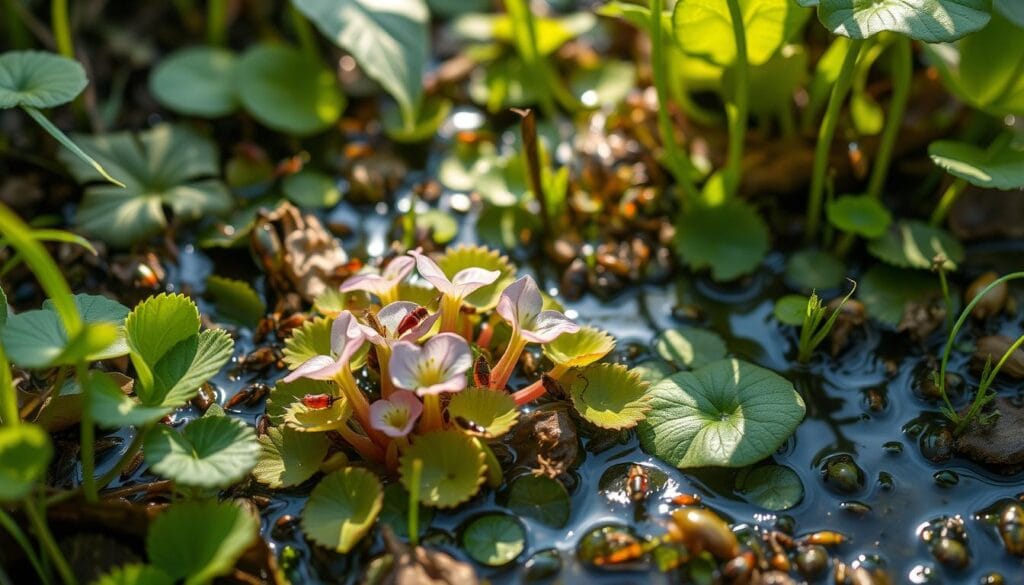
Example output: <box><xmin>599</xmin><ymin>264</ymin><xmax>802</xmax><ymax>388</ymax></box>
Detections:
<box><xmin>806</xmin><ymin>39</ymin><xmax>864</xmax><ymax>244</ymax></box>
<box><xmin>514</xmin><ymin>108</ymin><xmax>551</xmax><ymax>236</ymax></box>
<box><xmin>0</xmin><ymin>507</ymin><xmax>50</xmax><ymax>584</ymax></box>
<box><xmin>408</xmin><ymin>458</ymin><xmax>422</xmax><ymax>546</ymax></box>
<box><xmin>25</xmin><ymin>496</ymin><xmax>78</xmax><ymax>585</ymax></box>
<box><xmin>0</xmin><ymin>344</ymin><xmax>18</xmax><ymax>426</ymax></box>
<box><xmin>489</xmin><ymin>330</ymin><xmax>527</xmax><ymax>390</ymax></box>
<box><xmin>866</xmin><ymin>36</ymin><xmax>912</xmax><ymax>201</ymax></box>
<box><xmin>723</xmin><ymin>0</ymin><xmax>748</xmax><ymax>198</ymax></box>
<box><xmin>206</xmin><ymin>0</ymin><xmax>228</xmax><ymax>46</ymax></box>
<box><xmin>928</xmin><ymin>178</ymin><xmax>966</xmax><ymax>227</ymax></box>
<box><xmin>50</xmin><ymin>0</ymin><xmax>73</xmax><ymax>58</ymax></box>
<box><xmin>650</xmin><ymin>0</ymin><xmax>697</xmax><ymax>199</ymax></box>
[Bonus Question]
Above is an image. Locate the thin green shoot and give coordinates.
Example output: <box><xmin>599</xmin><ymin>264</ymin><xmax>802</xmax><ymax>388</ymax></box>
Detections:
<box><xmin>649</xmin><ymin>0</ymin><xmax>697</xmax><ymax>199</ymax></box>
<box><xmin>932</xmin><ymin>254</ymin><xmax>954</xmax><ymax>332</ymax></box>
<box><xmin>21</xmin><ymin>106</ymin><xmax>124</xmax><ymax>188</ymax></box>
<box><xmin>207</xmin><ymin>0</ymin><xmax>228</xmax><ymax>46</ymax></box>
<box><xmin>505</xmin><ymin>0</ymin><xmax>557</xmax><ymax>117</ymax></box>
<box><xmin>722</xmin><ymin>0</ymin><xmax>748</xmax><ymax>198</ymax></box>
<box><xmin>0</xmin><ymin>344</ymin><xmax>16</xmax><ymax>426</ymax></box>
<box><xmin>866</xmin><ymin>36</ymin><xmax>912</xmax><ymax>201</ymax></box>
<box><xmin>50</xmin><ymin>0</ymin><xmax>73</xmax><ymax>59</ymax></box>
<box><xmin>408</xmin><ymin>458</ymin><xmax>422</xmax><ymax>547</ymax></box>
<box><xmin>797</xmin><ymin>280</ymin><xmax>857</xmax><ymax>363</ymax></box>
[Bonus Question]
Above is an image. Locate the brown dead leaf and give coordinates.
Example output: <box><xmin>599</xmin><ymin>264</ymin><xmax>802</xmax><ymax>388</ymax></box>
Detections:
<box><xmin>366</xmin><ymin>526</ymin><xmax>479</xmax><ymax>585</ymax></box>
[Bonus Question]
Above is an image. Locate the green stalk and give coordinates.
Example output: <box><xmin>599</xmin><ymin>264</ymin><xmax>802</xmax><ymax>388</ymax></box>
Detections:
<box><xmin>0</xmin><ymin>508</ymin><xmax>50</xmax><ymax>585</ymax></box>
<box><xmin>408</xmin><ymin>458</ymin><xmax>422</xmax><ymax>546</ymax></box>
<box><xmin>723</xmin><ymin>0</ymin><xmax>748</xmax><ymax>198</ymax></box>
<box><xmin>955</xmin><ymin>333</ymin><xmax>1024</xmax><ymax>435</ymax></box>
<box><xmin>929</xmin><ymin>178</ymin><xmax>966</xmax><ymax>226</ymax></box>
<box><xmin>50</xmin><ymin>0</ymin><xmax>73</xmax><ymax>58</ymax></box>
<box><xmin>3</xmin><ymin>0</ymin><xmax>30</xmax><ymax>49</ymax></box>
<box><xmin>76</xmin><ymin>363</ymin><xmax>96</xmax><ymax>503</ymax></box>
<box><xmin>506</xmin><ymin>0</ymin><xmax>556</xmax><ymax>118</ymax></box>
<box><xmin>288</xmin><ymin>4</ymin><xmax>317</xmax><ymax>59</ymax></box>
<box><xmin>806</xmin><ymin>39</ymin><xmax>864</xmax><ymax>244</ymax></box>
<box><xmin>207</xmin><ymin>0</ymin><xmax>228</xmax><ymax>46</ymax></box>
<box><xmin>650</xmin><ymin>0</ymin><xmax>697</xmax><ymax>199</ymax></box>
<box><xmin>866</xmin><ymin>36</ymin><xmax>912</xmax><ymax>201</ymax></box>
<box><xmin>0</xmin><ymin>344</ymin><xmax>17</xmax><ymax>426</ymax></box>
<box><xmin>25</xmin><ymin>498</ymin><xmax>77</xmax><ymax>585</ymax></box>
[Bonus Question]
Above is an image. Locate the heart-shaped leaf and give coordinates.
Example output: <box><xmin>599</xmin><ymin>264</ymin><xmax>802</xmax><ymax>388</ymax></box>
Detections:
<box><xmin>0</xmin><ymin>50</ymin><xmax>86</xmax><ymax>109</ymax></box>
<box><xmin>655</xmin><ymin>327</ymin><xmax>728</xmax><ymax>370</ymax></box>
<box><xmin>817</xmin><ymin>0</ymin><xmax>990</xmax><ymax>42</ymax></box>
<box><xmin>302</xmin><ymin>467</ymin><xmax>384</xmax><ymax>553</ymax></box>
<box><xmin>400</xmin><ymin>429</ymin><xmax>486</xmax><ymax>508</ymax></box>
<box><xmin>205</xmin><ymin>276</ymin><xmax>266</xmax><ymax>328</ymax></box>
<box><xmin>233</xmin><ymin>44</ymin><xmax>344</xmax><ymax>136</ymax></box>
<box><xmin>61</xmin><ymin>124</ymin><xmax>231</xmax><ymax>247</ymax></box>
<box><xmin>144</xmin><ymin>415</ymin><xmax>259</xmax><ymax>488</ymax></box>
<box><xmin>673</xmin><ymin>0</ymin><xmax>810</xmax><ymax>66</ymax></box>
<box><xmin>93</xmin><ymin>564</ymin><xmax>174</xmax><ymax>585</ymax></box>
<box><xmin>447</xmin><ymin>388</ymin><xmax>520</xmax><ymax>439</ymax></box>
<box><xmin>147</xmin><ymin>501</ymin><xmax>258</xmax><ymax>585</ymax></box>
<box><xmin>506</xmin><ymin>475</ymin><xmax>571</xmax><ymax>528</ymax></box>
<box><xmin>827</xmin><ymin>194</ymin><xmax>892</xmax><ymax>238</ymax></box>
<box><xmin>0</xmin><ymin>423</ymin><xmax>52</xmax><ymax>501</ymax></box>
<box><xmin>543</xmin><ymin>325</ymin><xmax>616</xmax><ymax>370</ymax></box>
<box><xmin>867</xmin><ymin>220</ymin><xmax>964</xmax><ymax>271</ymax></box>
<box><xmin>564</xmin><ymin>363</ymin><xmax>650</xmax><ymax>430</ymax></box>
<box><xmin>674</xmin><ymin>199</ymin><xmax>769</xmax><ymax>281</ymax></box>
<box><xmin>253</xmin><ymin>426</ymin><xmax>329</xmax><ymax>488</ymax></box>
<box><xmin>639</xmin><ymin>358</ymin><xmax>805</xmax><ymax>468</ymax></box>
<box><xmin>292</xmin><ymin>0</ymin><xmax>427</xmax><ymax>126</ymax></box>
<box><xmin>460</xmin><ymin>513</ymin><xmax>526</xmax><ymax>567</ymax></box>
<box><xmin>149</xmin><ymin>46</ymin><xmax>238</xmax><ymax>117</ymax></box>
<box><xmin>929</xmin><ymin>138</ymin><xmax>1024</xmax><ymax>190</ymax></box>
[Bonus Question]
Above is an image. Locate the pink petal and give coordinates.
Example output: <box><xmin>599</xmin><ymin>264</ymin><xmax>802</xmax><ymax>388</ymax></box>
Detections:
<box><xmin>451</xmin><ymin>267</ymin><xmax>501</xmax><ymax>298</ymax></box>
<box><xmin>521</xmin><ymin>310</ymin><xmax>580</xmax><ymax>344</ymax></box>
<box><xmin>382</xmin><ymin>256</ymin><xmax>415</xmax><ymax>282</ymax></box>
<box><xmin>369</xmin><ymin>390</ymin><xmax>422</xmax><ymax>437</ymax></box>
<box><xmin>423</xmin><ymin>333</ymin><xmax>473</xmax><ymax>376</ymax></box>
<box><xmin>338</xmin><ymin>272</ymin><xmax>393</xmax><ymax>296</ymax></box>
<box><xmin>330</xmin><ymin>312</ymin><xmax>367</xmax><ymax>361</ymax></box>
<box><xmin>389</xmin><ymin>340</ymin><xmax>423</xmax><ymax>392</ymax></box>
<box><xmin>496</xmin><ymin>276</ymin><xmax>542</xmax><ymax>329</ymax></box>
<box><xmin>282</xmin><ymin>354</ymin><xmax>344</xmax><ymax>382</ymax></box>
<box><xmin>410</xmin><ymin>250</ymin><xmax>455</xmax><ymax>297</ymax></box>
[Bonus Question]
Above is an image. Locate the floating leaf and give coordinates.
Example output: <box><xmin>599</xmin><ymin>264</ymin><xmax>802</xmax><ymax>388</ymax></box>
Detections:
<box><xmin>929</xmin><ymin>138</ymin><xmax>1024</xmax><ymax>190</ymax></box>
<box><xmin>205</xmin><ymin>276</ymin><xmax>266</xmax><ymax>328</ymax></box>
<box><xmin>378</xmin><ymin>483</ymin><xmax>434</xmax><ymax>539</ymax></box>
<box><xmin>233</xmin><ymin>44</ymin><xmax>344</xmax><ymax>136</ymax></box>
<box><xmin>400</xmin><ymin>430</ymin><xmax>486</xmax><ymax>508</ymax></box>
<box><xmin>88</xmin><ymin>370</ymin><xmax>170</xmax><ymax>429</ymax></box>
<box><xmin>817</xmin><ymin>0</ymin><xmax>990</xmax><ymax>42</ymax></box>
<box><xmin>149</xmin><ymin>46</ymin><xmax>238</xmax><ymax>117</ymax></box>
<box><xmin>62</xmin><ymin>124</ymin><xmax>231</xmax><ymax>248</ymax></box>
<box><xmin>673</xmin><ymin>0</ymin><xmax>810</xmax><ymax>67</ymax></box>
<box><xmin>436</xmin><ymin>245</ymin><xmax>516</xmax><ymax>311</ymax></box>
<box><xmin>784</xmin><ymin>248</ymin><xmax>845</xmax><ymax>291</ymax></box>
<box><xmin>460</xmin><ymin>513</ymin><xmax>526</xmax><ymax>567</ymax></box>
<box><xmin>506</xmin><ymin>475</ymin><xmax>570</xmax><ymax>528</ymax></box>
<box><xmin>144</xmin><ymin>415</ymin><xmax>259</xmax><ymax>488</ymax></box>
<box><xmin>253</xmin><ymin>426</ymin><xmax>329</xmax><ymax>488</ymax></box>
<box><xmin>827</xmin><ymin>194</ymin><xmax>892</xmax><ymax>238</ymax></box>
<box><xmin>282</xmin><ymin>169</ymin><xmax>342</xmax><ymax>209</ymax></box>
<box><xmin>639</xmin><ymin>358</ymin><xmax>805</xmax><ymax>468</ymax></box>
<box><xmin>92</xmin><ymin>564</ymin><xmax>174</xmax><ymax>585</ymax></box>
<box><xmin>147</xmin><ymin>501</ymin><xmax>258</xmax><ymax>585</ymax></box>
<box><xmin>773</xmin><ymin>295</ymin><xmax>809</xmax><ymax>326</ymax></box>
<box><xmin>735</xmin><ymin>464</ymin><xmax>804</xmax><ymax>511</ymax></box>
<box><xmin>564</xmin><ymin>364</ymin><xmax>650</xmax><ymax>431</ymax></box>
<box><xmin>0</xmin><ymin>424</ymin><xmax>52</xmax><ymax>501</ymax></box>
<box><xmin>282</xmin><ymin>397</ymin><xmax>352</xmax><ymax>432</ymax></box>
<box><xmin>543</xmin><ymin>325</ymin><xmax>616</xmax><ymax>370</ymax></box>
<box><xmin>293</xmin><ymin>0</ymin><xmax>427</xmax><ymax>125</ymax></box>
<box><xmin>655</xmin><ymin>327</ymin><xmax>728</xmax><ymax>370</ymax></box>
<box><xmin>2</xmin><ymin>293</ymin><xmax>128</xmax><ymax>368</ymax></box>
<box><xmin>302</xmin><ymin>467</ymin><xmax>384</xmax><ymax>553</ymax></box>
<box><xmin>0</xmin><ymin>50</ymin><xmax>85</xmax><ymax>108</ymax></box>
<box><xmin>859</xmin><ymin>265</ymin><xmax>939</xmax><ymax>325</ymax></box>
<box><xmin>674</xmin><ymin>199</ymin><xmax>769</xmax><ymax>281</ymax></box>
<box><xmin>867</xmin><ymin>220</ymin><xmax>964</xmax><ymax>271</ymax></box>
<box><xmin>447</xmin><ymin>388</ymin><xmax>520</xmax><ymax>439</ymax></box>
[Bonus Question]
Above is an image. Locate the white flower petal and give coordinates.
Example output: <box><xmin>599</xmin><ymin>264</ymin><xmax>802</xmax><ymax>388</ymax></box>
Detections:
<box><xmin>521</xmin><ymin>310</ymin><xmax>580</xmax><ymax>344</ymax></box>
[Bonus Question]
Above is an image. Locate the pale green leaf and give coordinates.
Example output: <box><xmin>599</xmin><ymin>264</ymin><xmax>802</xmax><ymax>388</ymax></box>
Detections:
<box><xmin>144</xmin><ymin>415</ymin><xmax>259</xmax><ymax>488</ymax></box>
<box><xmin>565</xmin><ymin>363</ymin><xmax>650</xmax><ymax>430</ymax></box>
<box><xmin>399</xmin><ymin>430</ymin><xmax>486</xmax><ymax>508</ymax></box>
<box><xmin>0</xmin><ymin>50</ymin><xmax>85</xmax><ymax>109</ymax></box>
<box><xmin>929</xmin><ymin>138</ymin><xmax>1024</xmax><ymax>190</ymax></box>
<box><xmin>302</xmin><ymin>467</ymin><xmax>383</xmax><ymax>553</ymax></box>
<box><xmin>149</xmin><ymin>46</ymin><xmax>238</xmax><ymax>117</ymax></box>
<box><xmin>447</xmin><ymin>388</ymin><xmax>520</xmax><ymax>438</ymax></box>
<box><xmin>655</xmin><ymin>327</ymin><xmax>728</xmax><ymax>370</ymax></box>
<box><xmin>147</xmin><ymin>501</ymin><xmax>258</xmax><ymax>585</ymax></box>
<box><xmin>0</xmin><ymin>424</ymin><xmax>52</xmax><ymax>501</ymax></box>
<box><xmin>253</xmin><ymin>426</ymin><xmax>328</xmax><ymax>488</ymax></box>
<box><xmin>673</xmin><ymin>0</ymin><xmax>810</xmax><ymax>66</ymax></box>
<box><xmin>817</xmin><ymin>0</ymin><xmax>991</xmax><ymax>42</ymax></box>
<box><xmin>867</xmin><ymin>220</ymin><xmax>964</xmax><ymax>271</ymax></box>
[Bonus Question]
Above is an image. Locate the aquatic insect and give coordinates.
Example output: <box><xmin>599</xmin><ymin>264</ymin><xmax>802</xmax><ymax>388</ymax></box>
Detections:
<box><xmin>396</xmin><ymin>306</ymin><xmax>429</xmax><ymax>336</ymax></box>
<box><xmin>454</xmin><ymin>416</ymin><xmax>492</xmax><ymax>438</ymax></box>
<box><xmin>364</xmin><ymin>310</ymin><xmax>385</xmax><ymax>336</ymax></box>
<box><xmin>799</xmin><ymin>531</ymin><xmax>847</xmax><ymax>546</ymax></box>
<box><xmin>301</xmin><ymin>394</ymin><xmax>340</xmax><ymax>410</ymax></box>
<box><xmin>541</xmin><ymin>374</ymin><xmax>566</xmax><ymax>400</ymax></box>
<box><xmin>626</xmin><ymin>464</ymin><xmax>649</xmax><ymax>504</ymax></box>
<box><xmin>473</xmin><ymin>355</ymin><xmax>490</xmax><ymax>387</ymax></box>
<box><xmin>670</xmin><ymin>493</ymin><xmax>702</xmax><ymax>506</ymax></box>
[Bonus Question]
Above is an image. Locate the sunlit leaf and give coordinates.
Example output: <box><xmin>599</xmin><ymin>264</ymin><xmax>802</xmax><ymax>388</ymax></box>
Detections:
<box><xmin>282</xmin><ymin>397</ymin><xmax>352</xmax><ymax>432</ymax></box>
<box><xmin>447</xmin><ymin>388</ymin><xmax>520</xmax><ymax>438</ymax></box>
<box><xmin>817</xmin><ymin>0</ymin><xmax>990</xmax><ymax>42</ymax></box>
<box><xmin>147</xmin><ymin>501</ymin><xmax>258</xmax><ymax>585</ymax></box>
<box><xmin>399</xmin><ymin>430</ymin><xmax>486</xmax><ymax>508</ymax></box>
<box><xmin>655</xmin><ymin>327</ymin><xmax>728</xmax><ymax>370</ymax></box>
<box><xmin>929</xmin><ymin>138</ymin><xmax>1024</xmax><ymax>190</ymax></box>
<box><xmin>253</xmin><ymin>426</ymin><xmax>328</xmax><ymax>488</ymax></box>
<box><xmin>674</xmin><ymin>199</ymin><xmax>769</xmax><ymax>281</ymax></box>
<box><xmin>673</xmin><ymin>0</ymin><xmax>810</xmax><ymax>67</ymax></box>
<box><xmin>565</xmin><ymin>363</ymin><xmax>650</xmax><ymax>430</ymax></box>
<box><xmin>867</xmin><ymin>220</ymin><xmax>964</xmax><ymax>271</ymax></box>
<box><xmin>88</xmin><ymin>370</ymin><xmax>170</xmax><ymax>428</ymax></box>
<box><xmin>3</xmin><ymin>293</ymin><xmax>128</xmax><ymax>368</ymax></box>
<box><xmin>144</xmin><ymin>415</ymin><xmax>260</xmax><ymax>488</ymax></box>
<box><xmin>303</xmin><ymin>467</ymin><xmax>383</xmax><ymax>553</ymax></box>
<box><xmin>543</xmin><ymin>325</ymin><xmax>615</xmax><ymax>370</ymax></box>
<box><xmin>92</xmin><ymin>564</ymin><xmax>174</xmax><ymax>585</ymax></box>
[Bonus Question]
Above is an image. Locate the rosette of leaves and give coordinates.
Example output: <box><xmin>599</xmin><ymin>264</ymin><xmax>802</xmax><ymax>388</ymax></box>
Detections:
<box><xmin>400</xmin><ymin>430</ymin><xmax>487</xmax><ymax>508</ymax></box>
<box><xmin>562</xmin><ymin>364</ymin><xmax>651</xmax><ymax>430</ymax></box>
<box><xmin>144</xmin><ymin>410</ymin><xmax>260</xmax><ymax>489</ymax></box>
<box><xmin>436</xmin><ymin>245</ymin><xmax>516</xmax><ymax>312</ymax></box>
<box><xmin>542</xmin><ymin>325</ymin><xmax>616</xmax><ymax>372</ymax></box>
<box><xmin>60</xmin><ymin>124</ymin><xmax>232</xmax><ymax>248</ymax></box>
<box><xmin>302</xmin><ymin>467</ymin><xmax>384</xmax><ymax>553</ymax></box>
<box><xmin>447</xmin><ymin>388</ymin><xmax>520</xmax><ymax>438</ymax></box>
<box><xmin>639</xmin><ymin>358</ymin><xmax>805</xmax><ymax>468</ymax></box>
<box><xmin>1</xmin><ymin>293</ymin><xmax>128</xmax><ymax>369</ymax></box>
<box><xmin>253</xmin><ymin>427</ymin><xmax>329</xmax><ymax>488</ymax></box>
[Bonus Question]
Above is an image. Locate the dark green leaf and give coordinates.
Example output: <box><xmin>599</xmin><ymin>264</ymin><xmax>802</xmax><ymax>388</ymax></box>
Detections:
<box><xmin>929</xmin><ymin>138</ymin><xmax>1024</xmax><ymax>190</ymax></box>
<box><xmin>149</xmin><ymin>46</ymin><xmax>238</xmax><ymax>117</ymax></box>
<box><xmin>144</xmin><ymin>415</ymin><xmax>259</xmax><ymax>488</ymax></box>
<box><xmin>674</xmin><ymin>199</ymin><xmax>769</xmax><ymax>281</ymax></box>
<box><xmin>147</xmin><ymin>501</ymin><xmax>258</xmax><ymax>584</ymax></box>
<box><xmin>867</xmin><ymin>220</ymin><xmax>964</xmax><ymax>271</ymax></box>
<box><xmin>827</xmin><ymin>194</ymin><xmax>892</xmax><ymax>238</ymax></box>
<box><xmin>785</xmin><ymin>248</ymin><xmax>845</xmax><ymax>290</ymax></box>
<box><xmin>506</xmin><ymin>475</ymin><xmax>570</xmax><ymax>528</ymax></box>
<box><xmin>0</xmin><ymin>50</ymin><xmax>86</xmax><ymax>109</ymax></box>
<box><xmin>0</xmin><ymin>423</ymin><xmax>52</xmax><ymax>501</ymax></box>
<box><xmin>460</xmin><ymin>513</ymin><xmax>526</xmax><ymax>567</ymax></box>
<box><xmin>817</xmin><ymin>0</ymin><xmax>990</xmax><ymax>42</ymax></box>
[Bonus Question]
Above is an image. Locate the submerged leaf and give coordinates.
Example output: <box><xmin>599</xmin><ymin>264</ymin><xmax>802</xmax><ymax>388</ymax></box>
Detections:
<box><xmin>858</xmin><ymin>265</ymin><xmax>939</xmax><ymax>326</ymax></box>
<box><xmin>253</xmin><ymin>426</ymin><xmax>329</xmax><ymax>488</ymax></box>
<box><xmin>564</xmin><ymin>364</ymin><xmax>650</xmax><ymax>430</ymax></box>
<box><xmin>506</xmin><ymin>475</ymin><xmax>571</xmax><ymax>528</ymax></box>
<box><xmin>785</xmin><ymin>248</ymin><xmax>845</xmax><ymax>291</ymax></box>
<box><xmin>144</xmin><ymin>415</ymin><xmax>260</xmax><ymax>488</ymax></box>
<box><xmin>302</xmin><ymin>467</ymin><xmax>384</xmax><ymax>553</ymax></box>
<box><xmin>460</xmin><ymin>514</ymin><xmax>526</xmax><ymax>567</ymax></box>
<box><xmin>735</xmin><ymin>464</ymin><xmax>804</xmax><ymax>510</ymax></box>
<box><xmin>147</xmin><ymin>501</ymin><xmax>258</xmax><ymax>585</ymax></box>
<box><xmin>639</xmin><ymin>358</ymin><xmax>805</xmax><ymax>468</ymax></box>
<box><xmin>447</xmin><ymin>388</ymin><xmax>520</xmax><ymax>439</ymax></box>
<box><xmin>400</xmin><ymin>430</ymin><xmax>486</xmax><ymax>508</ymax></box>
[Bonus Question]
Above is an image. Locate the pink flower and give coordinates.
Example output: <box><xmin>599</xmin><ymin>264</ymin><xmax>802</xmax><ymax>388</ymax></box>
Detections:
<box><xmin>389</xmin><ymin>333</ymin><xmax>472</xmax><ymax>396</ymax></box>
<box><xmin>361</xmin><ymin>301</ymin><xmax>439</xmax><ymax>346</ymax></box>
<box><xmin>369</xmin><ymin>390</ymin><xmax>423</xmax><ymax>438</ymax></box>
<box><xmin>339</xmin><ymin>256</ymin><xmax>415</xmax><ymax>298</ymax></box>
<box><xmin>497</xmin><ymin>276</ymin><xmax>579</xmax><ymax>343</ymax></box>
<box><xmin>409</xmin><ymin>249</ymin><xmax>500</xmax><ymax>299</ymax></box>
<box><xmin>283</xmin><ymin>311</ymin><xmax>366</xmax><ymax>382</ymax></box>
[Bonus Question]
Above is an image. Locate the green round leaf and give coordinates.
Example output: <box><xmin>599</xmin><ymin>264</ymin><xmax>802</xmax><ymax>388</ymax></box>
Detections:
<box><xmin>147</xmin><ymin>501</ymin><xmax>258</xmax><ymax>585</ymax></box>
<box><xmin>302</xmin><ymin>467</ymin><xmax>384</xmax><ymax>553</ymax></box>
<box><xmin>266</xmin><ymin>377</ymin><xmax>334</xmax><ymax>423</ymax></box>
<box><xmin>735</xmin><ymin>464</ymin><xmax>804</xmax><ymax>511</ymax></box>
<box><xmin>773</xmin><ymin>295</ymin><xmax>809</xmax><ymax>326</ymax></box>
<box><xmin>673</xmin><ymin>0</ymin><xmax>810</xmax><ymax>67</ymax></box>
<box><xmin>436</xmin><ymin>245</ymin><xmax>516</xmax><ymax>312</ymax></box>
<box><xmin>447</xmin><ymin>388</ymin><xmax>520</xmax><ymax>439</ymax></box>
<box><xmin>827</xmin><ymin>194</ymin><xmax>892</xmax><ymax>238</ymax></box>
<box><xmin>929</xmin><ymin>138</ymin><xmax>1024</xmax><ymax>190</ymax></box>
<box><xmin>93</xmin><ymin>564</ymin><xmax>174</xmax><ymax>585</ymax></box>
<box><xmin>785</xmin><ymin>248</ymin><xmax>845</xmax><ymax>291</ymax></box>
<box><xmin>0</xmin><ymin>424</ymin><xmax>52</xmax><ymax>501</ymax></box>
<box><xmin>506</xmin><ymin>475</ymin><xmax>570</xmax><ymax>528</ymax></box>
<box><xmin>564</xmin><ymin>363</ymin><xmax>651</xmax><ymax>430</ymax></box>
<box><xmin>282</xmin><ymin>169</ymin><xmax>342</xmax><ymax>209</ymax></box>
<box><xmin>817</xmin><ymin>0</ymin><xmax>990</xmax><ymax>42</ymax></box>
<box><xmin>400</xmin><ymin>430</ymin><xmax>486</xmax><ymax>508</ymax></box>
<box><xmin>149</xmin><ymin>46</ymin><xmax>238</xmax><ymax>117</ymax></box>
<box><xmin>639</xmin><ymin>358</ymin><xmax>805</xmax><ymax>468</ymax></box>
<box><xmin>205</xmin><ymin>276</ymin><xmax>266</xmax><ymax>328</ymax></box>
<box><xmin>655</xmin><ymin>327</ymin><xmax>728</xmax><ymax>370</ymax></box>
<box><xmin>632</xmin><ymin>359</ymin><xmax>676</xmax><ymax>386</ymax></box>
<box><xmin>858</xmin><ymin>264</ymin><xmax>939</xmax><ymax>326</ymax></box>
<box><xmin>234</xmin><ymin>44</ymin><xmax>344</xmax><ymax>136</ymax></box>
<box><xmin>144</xmin><ymin>415</ymin><xmax>260</xmax><ymax>489</ymax></box>
<box><xmin>0</xmin><ymin>50</ymin><xmax>86</xmax><ymax>109</ymax></box>
<box><xmin>867</xmin><ymin>220</ymin><xmax>964</xmax><ymax>271</ymax></box>
<box><xmin>460</xmin><ymin>513</ymin><xmax>526</xmax><ymax>567</ymax></box>
<box><xmin>253</xmin><ymin>426</ymin><xmax>329</xmax><ymax>488</ymax></box>
<box><xmin>674</xmin><ymin>199</ymin><xmax>769</xmax><ymax>281</ymax></box>
<box><xmin>543</xmin><ymin>325</ymin><xmax>616</xmax><ymax>369</ymax></box>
